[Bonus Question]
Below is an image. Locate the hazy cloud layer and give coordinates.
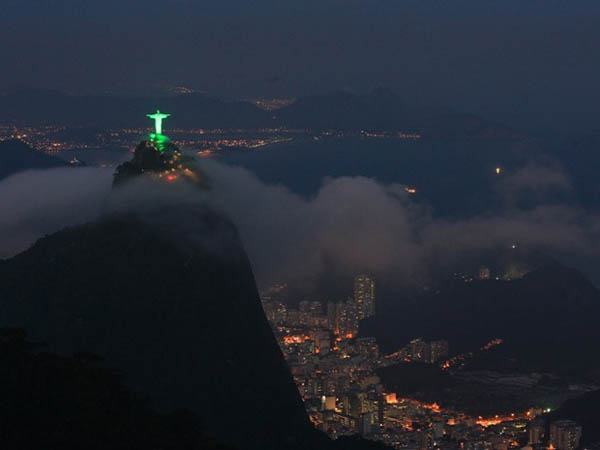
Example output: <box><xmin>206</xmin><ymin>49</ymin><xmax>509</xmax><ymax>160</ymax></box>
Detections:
<box><xmin>496</xmin><ymin>162</ymin><xmax>572</xmax><ymax>208</ymax></box>
<box><xmin>199</xmin><ymin>161</ymin><xmax>600</xmax><ymax>286</ymax></box>
<box><xmin>0</xmin><ymin>161</ymin><xmax>599</xmax><ymax>289</ymax></box>
<box><xmin>0</xmin><ymin>168</ymin><xmax>113</xmax><ymax>258</ymax></box>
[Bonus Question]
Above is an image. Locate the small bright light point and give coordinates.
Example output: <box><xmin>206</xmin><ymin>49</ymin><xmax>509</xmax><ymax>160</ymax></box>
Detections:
<box><xmin>495</xmin><ymin>167</ymin><xmax>502</xmax><ymax>174</ymax></box>
<box><xmin>511</xmin><ymin>244</ymin><xmax>517</xmax><ymax>249</ymax></box>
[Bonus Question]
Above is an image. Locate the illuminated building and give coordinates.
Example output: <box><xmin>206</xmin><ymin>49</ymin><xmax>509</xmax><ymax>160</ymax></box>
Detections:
<box><xmin>299</xmin><ymin>300</ymin><xmax>311</xmax><ymax>313</ymax></box>
<box><xmin>298</xmin><ymin>300</ymin><xmax>324</xmax><ymax>327</ymax></box>
<box><xmin>356</xmin><ymin>337</ymin><xmax>379</xmax><ymax>359</ymax></box>
<box><xmin>299</xmin><ymin>300</ymin><xmax>312</xmax><ymax>326</ymax></box>
<box><xmin>432</xmin><ymin>420</ymin><xmax>445</xmax><ymax>440</ymax></box>
<box><xmin>479</xmin><ymin>266</ymin><xmax>491</xmax><ymax>280</ymax></box>
<box><xmin>327</xmin><ymin>302</ymin><xmax>341</xmax><ymax>332</ymax></box>
<box><xmin>309</xmin><ymin>301</ymin><xmax>322</xmax><ymax>316</ymax></box>
<box><xmin>338</xmin><ymin>301</ymin><xmax>359</xmax><ymax>336</ymax></box>
<box><xmin>286</xmin><ymin>310</ymin><xmax>300</xmax><ymax>325</ymax></box>
<box><xmin>321</xmin><ymin>396</ymin><xmax>337</xmax><ymax>411</ymax></box>
<box><xmin>417</xmin><ymin>430</ymin><xmax>433</xmax><ymax>450</ymax></box>
<box><xmin>429</xmin><ymin>340</ymin><xmax>449</xmax><ymax>363</ymax></box>
<box><xmin>354</xmin><ymin>274</ymin><xmax>376</xmax><ymax>319</ymax></box>
<box><xmin>359</xmin><ymin>411</ymin><xmax>377</xmax><ymax>437</ymax></box>
<box><xmin>262</xmin><ymin>300</ymin><xmax>287</xmax><ymax>325</ymax></box>
<box><xmin>549</xmin><ymin>420</ymin><xmax>582</xmax><ymax>450</ymax></box>
<box><xmin>309</xmin><ymin>329</ymin><xmax>331</xmax><ymax>355</ymax></box>
<box><xmin>527</xmin><ymin>419</ymin><xmax>545</xmax><ymax>445</ymax></box>
<box><xmin>409</xmin><ymin>338</ymin><xmax>431</xmax><ymax>363</ymax></box>
<box><xmin>344</xmin><ymin>392</ymin><xmax>367</xmax><ymax>419</ymax></box>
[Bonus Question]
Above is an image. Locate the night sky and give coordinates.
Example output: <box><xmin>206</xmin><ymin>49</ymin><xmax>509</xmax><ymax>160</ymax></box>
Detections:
<box><xmin>2</xmin><ymin>0</ymin><xmax>600</xmax><ymax>131</ymax></box>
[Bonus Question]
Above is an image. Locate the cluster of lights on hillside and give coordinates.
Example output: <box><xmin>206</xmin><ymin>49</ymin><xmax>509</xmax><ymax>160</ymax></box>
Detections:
<box><xmin>440</xmin><ymin>338</ymin><xmax>503</xmax><ymax>370</ymax></box>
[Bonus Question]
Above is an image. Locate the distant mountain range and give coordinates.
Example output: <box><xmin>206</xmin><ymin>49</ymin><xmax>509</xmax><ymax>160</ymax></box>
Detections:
<box><xmin>274</xmin><ymin>89</ymin><xmax>519</xmax><ymax>138</ymax></box>
<box><xmin>0</xmin><ymin>139</ymin><xmax>64</xmax><ymax>179</ymax></box>
<box><xmin>0</xmin><ymin>88</ymin><xmax>519</xmax><ymax>139</ymax></box>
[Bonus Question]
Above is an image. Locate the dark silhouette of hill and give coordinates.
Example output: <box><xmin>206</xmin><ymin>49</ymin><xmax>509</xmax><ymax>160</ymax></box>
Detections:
<box><xmin>377</xmin><ymin>363</ymin><xmax>455</xmax><ymax>396</ymax></box>
<box><xmin>113</xmin><ymin>139</ymin><xmax>208</xmax><ymax>187</ymax></box>
<box><xmin>1</xmin><ymin>88</ymin><xmax>518</xmax><ymax>138</ymax></box>
<box><xmin>0</xmin><ymin>138</ymin><xmax>64</xmax><ymax>179</ymax></box>
<box><xmin>361</xmin><ymin>265</ymin><xmax>600</xmax><ymax>375</ymax></box>
<box><xmin>0</xmin><ymin>211</ymin><xmax>322</xmax><ymax>449</ymax></box>
<box><xmin>0</xmin><ymin>327</ymin><xmax>232</xmax><ymax>450</ymax></box>
<box><xmin>0</xmin><ymin>138</ymin><xmax>391</xmax><ymax>450</ymax></box>
<box><xmin>546</xmin><ymin>389</ymin><xmax>600</xmax><ymax>445</ymax></box>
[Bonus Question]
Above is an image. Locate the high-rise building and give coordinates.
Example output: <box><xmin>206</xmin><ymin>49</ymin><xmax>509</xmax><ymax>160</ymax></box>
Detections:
<box><xmin>309</xmin><ymin>301</ymin><xmax>322</xmax><ymax>316</ymax></box>
<box><xmin>417</xmin><ymin>430</ymin><xmax>433</xmax><ymax>450</ymax></box>
<box><xmin>527</xmin><ymin>420</ymin><xmax>545</xmax><ymax>445</ymax></box>
<box><xmin>310</xmin><ymin>329</ymin><xmax>331</xmax><ymax>355</ymax></box>
<box><xmin>262</xmin><ymin>301</ymin><xmax>287</xmax><ymax>325</ymax></box>
<box><xmin>432</xmin><ymin>420</ymin><xmax>445</xmax><ymax>440</ymax></box>
<box><xmin>410</xmin><ymin>338</ymin><xmax>431</xmax><ymax>363</ymax></box>
<box><xmin>321</xmin><ymin>395</ymin><xmax>336</xmax><ymax>411</ymax></box>
<box><xmin>344</xmin><ymin>392</ymin><xmax>365</xmax><ymax>418</ymax></box>
<box><xmin>338</xmin><ymin>301</ymin><xmax>359</xmax><ymax>337</ymax></box>
<box><xmin>299</xmin><ymin>300</ymin><xmax>311</xmax><ymax>313</ymax></box>
<box><xmin>354</xmin><ymin>274</ymin><xmax>376</xmax><ymax>319</ymax></box>
<box><xmin>296</xmin><ymin>300</ymin><xmax>312</xmax><ymax>326</ymax></box>
<box><xmin>550</xmin><ymin>420</ymin><xmax>582</xmax><ymax>450</ymax></box>
<box><xmin>356</xmin><ymin>337</ymin><xmax>380</xmax><ymax>359</ymax></box>
<box><xmin>327</xmin><ymin>302</ymin><xmax>339</xmax><ymax>332</ymax></box>
<box><xmin>430</xmin><ymin>340</ymin><xmax>449</xmax><ymax>363</ymax></box>
<box><xmin>358</xmin><ymin>412</ymin><xmax>376</xmax><ymax>437</ymax></box>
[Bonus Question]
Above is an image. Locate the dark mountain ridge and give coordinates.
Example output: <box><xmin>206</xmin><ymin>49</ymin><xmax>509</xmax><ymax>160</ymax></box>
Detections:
<box><xmin>0</xmin><ymin>138</ymin><xmax>64</xmax><ymax>179</ymax></box>
<box><xmin>0</xmin><ymin>207</ymin><xmax>324</xmax><ymax>449</ymax></box>
<box><xmin>361</xmin><ymin>265</ymin><xmax>600</xmax><ymax>375</ymax></box>
<box><xmin>546</xmin><ymin>389</ymin><xmax>600</xmax><ymax>445</ymax></box>
<box><xmin>0</xmin><ymin>136</ymin><xmax>391</xmax><ymax>449</ymax></box>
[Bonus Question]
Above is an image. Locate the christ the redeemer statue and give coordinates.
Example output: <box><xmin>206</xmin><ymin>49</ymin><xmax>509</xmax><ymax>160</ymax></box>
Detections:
<box><xmin>147</xmin><ymin>110</ymin><xmax>171</xmax><ymax>135</ymax></box>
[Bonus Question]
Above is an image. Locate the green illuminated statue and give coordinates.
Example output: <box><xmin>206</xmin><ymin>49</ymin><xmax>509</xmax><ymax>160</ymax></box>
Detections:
<box><xmin>146</xmin><ymin>110</ymin><xmax>172</xmax><ymax>151</ymax></box>
<box><xmin>147</xmin><ymin>110</ymin><xmax>171</xmax><ymax>135</ymax></box>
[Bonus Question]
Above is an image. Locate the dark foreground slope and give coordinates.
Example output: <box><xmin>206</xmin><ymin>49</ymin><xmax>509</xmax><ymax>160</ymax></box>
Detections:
<box><xmin>362</xmin><ymin>265</ymin><xmax>600</xmax><ymax>375</ymax></box>
<box><xmin>0</xmin><ymin>137</ymin><xmax>391</xmax><ymax>450</ymax></box>
<box><xmin>0</xmin><ymin>328</ymin><xmax>231</xmax><ymax>450</ymax></box>
<box><xmin>0</xmin><ymin>139</ymin><xmax>64</xmax><ymax>179</ymax></box>
<box><xmin>546</xmin><ymin>389</ymin><xmax>600</xmax><ymax>445</ymax></box>
<box><xmin>0</xmin><ymin>208</ymin><xmax>322</xmax><ymax>449</ymax></box>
